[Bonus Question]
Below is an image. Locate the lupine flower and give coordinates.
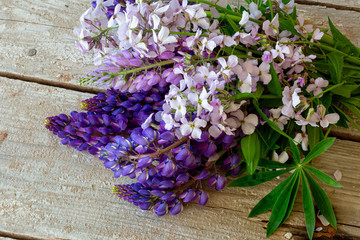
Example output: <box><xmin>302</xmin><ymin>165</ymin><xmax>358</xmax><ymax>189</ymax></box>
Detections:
<box><xmin>306</xmin><ymin>77</ymin><xmax>329</xmax><ymax>96</ymax></box>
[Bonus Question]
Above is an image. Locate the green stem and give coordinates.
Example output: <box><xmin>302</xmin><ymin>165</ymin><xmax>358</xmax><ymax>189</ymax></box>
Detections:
<box><xmin>309</xmin><ymin>82</ymin><xmax>345</xmax><ymax>101</ymax></box>
<box><xmin>324</xmin><ymin>125</ymin><xmax>333</xmax><ymax>139</ymax></box>
<box><xmin>290</xmin><ymin>41</ymin><xmax>360</xmax><ymax>65</ymax></box>
<box><xmin>111</xmin><ymin>60</ymin><xmax>175</xmax><ymax>76</ymax></box>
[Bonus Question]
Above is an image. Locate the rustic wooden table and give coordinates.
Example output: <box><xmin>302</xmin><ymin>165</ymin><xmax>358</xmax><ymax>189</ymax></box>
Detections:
<box><xmin>0</xmin><ymin>0</ymin><xmax>359</xmax><ymax>239</ymax></box>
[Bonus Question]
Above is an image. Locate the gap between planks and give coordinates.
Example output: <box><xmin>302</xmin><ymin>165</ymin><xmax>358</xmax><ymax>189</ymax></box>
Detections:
<box><xmin>295</xmin><ymin>0</ymin><xmax>360</xmax><ymax>13</ymax></box>
<box><xmin>0</xmin><ymin>230</ymin><xmax>68</xmax><ymax>240</ymax></box>
<box><xmin>0</xmin><ymin>72</ymin><xmax>100</xmax><ymax>95</ymax></box>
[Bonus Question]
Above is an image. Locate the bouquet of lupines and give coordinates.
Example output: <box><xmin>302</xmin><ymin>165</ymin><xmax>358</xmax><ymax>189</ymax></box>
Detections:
<box><xmin>45</xmin><ymin>0</ymin><xmax>360</xmax><ymax>238</ymax></box>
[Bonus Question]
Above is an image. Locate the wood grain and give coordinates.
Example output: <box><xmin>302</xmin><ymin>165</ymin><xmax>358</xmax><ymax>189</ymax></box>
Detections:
<box><xmin>0</xmin><ymin>0</ymin><xmax>95</xmax><ymax>86</ymax></box>
<box><xmin>296</xmin><ymin>0</ymin><xmax>360</xmax><ymax>11</ymax></box>
<box><xmin>0</xmin><ymin>77</ymin><xmax>359</xmax><ymax>239</ymax></box>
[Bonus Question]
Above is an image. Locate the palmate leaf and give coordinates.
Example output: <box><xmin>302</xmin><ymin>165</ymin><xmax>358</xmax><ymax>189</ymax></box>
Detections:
<box><xmin>280</xmin><ymin>174</ymin><xmax>300</xmax><ymax>225</ymax></box>
<box><xmin>304</xmin><ymin>166</ymin><xmax>342</xmax><ymax>188</ymax></box>
<box><xmin>304</xmin><ymin>170</ymin><xmax>337</xmax><ymax>229</ymax></box>
<box><xmin>258</xmin><ymin>158</ymin><xmax>294</xmax><ymax>169</ymax></box>
<box><xmin>301</xmin><ymin>171</ymin><xmax>315</xmax><ymax>240</ymax></box>
<box><xmin>228</xmin><ymin>169</ymin><xmax>292</xmax><ymax>187</ymax></box>
<box><xmin>289</xmin><ymin>139</ymin><xmax>300</xmax><ymax>164</ymax></box>
<box><xmin>248</xmin><ymin>174</ymin><xmax>295</xmax><ymax>218</ymax></box>
<box><xmin>266</xmin><ymin>170</ymin><xmax>299</xmax><ymax>237</ymax></box>
<box><xmin>302</xmin><ymin>138</ymin><xmax>336</xmax><ymax>165</ymax></box>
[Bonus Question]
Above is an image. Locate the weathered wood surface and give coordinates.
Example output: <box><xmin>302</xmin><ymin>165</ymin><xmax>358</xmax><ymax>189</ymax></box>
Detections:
<box><xmin>1</xmin><ymin>0</ymin><xmax>360</xmax><ymax>85</ymax></box>
<box><xmin>0</xmin><ymin>77</ymin><xmax>360</xmax><ymax>239</ymax></box>
<box><xmin>0</xmin><ymin>0</ymin><xmax>360</xmax><ymax>239</ymax></box>
<box><xmin>298</xmin><ymin>0</ymin><xmax>360</xmax><ymax>10</ymax></box>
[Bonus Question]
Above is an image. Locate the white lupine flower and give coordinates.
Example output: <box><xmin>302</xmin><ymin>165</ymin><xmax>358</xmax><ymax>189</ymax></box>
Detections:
<box><xmin>239</xmin><ymin>11</ymin><xmax>250</xmax><ymax>26</ymax></box>
<box><xmin>170</xmin><ymin>96</ymin><xmax>187</xmax><ymax>121</ymax></box>
<box><xmin>188</xmin><ymin>87</ymin><xmax>214</xmax><ymax>116</ymax></box>
<box><xmin>153</xmin><ymin>26</ymin><xmax>178</xmax><ymax>45</ymax></box>
<box><xmin>163</xmin><ymin>113</ymin><xmax>177</xmax><ymax>130</ymax></box>
<box><xmin>273</xmin><ymin>151</ymin><xmax>289</xmax><ymax>163</ymax></box>
<box><xmin>238</xmin><ymin>73</ymin><xmax>253</xmax><ymax>93</ymax></box>
<box><xmin>293</xmin><ymin>126</ymin><xmax>309</xmax><ymax>151</ymax></box>
<box><xmin>231</xmin><ymin>110</ymin><xmax>258</xmax><ymax>135</ymax></box>
<box><xmin>180</xmin><ymin>118</ymin><xmax>207</xmax><ymax>139</ymax></box>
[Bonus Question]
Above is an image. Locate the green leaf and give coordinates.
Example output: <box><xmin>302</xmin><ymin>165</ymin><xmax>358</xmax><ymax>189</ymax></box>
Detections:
<box><xmin>320</xmin><ymin>92</ymin><xmax>332</xmax><ymax>110</ymax></box>
<box><xmin>304</xmin><ymin>170</ymin><xmax>337</xmax><ymax>229</ymax></box>
<box><xmin>328</xmin><ymin>17</ymin><xmax>359</xmax><ymax>57</ymax></box>
<box><xmin>228</xmin><ymin>169</ymin><xmax>292</xmax><ymax>187</ymax></box>
<box><xmin>290</xmin><ymin>5</ymin><xmax>297</xmax><ymax>20</ymax></box>
<box><xmin>258</xmin><ymin>158</ymin><xmax>294</xmax><ymax>169</ymax></box>
<box><xmin>289</xmin><ymin>139</ymin><xmax>300</xmax><ymax>164</ymax></box>
<box><xmin>340</xmin><ymin>96</ymin><xmax>360</xmax><ymax>108</ymax></box>
<box><xmin>282</xmin><ymin>0</ymin><xmax>291</xmax><ymax>4</ymax></box>
<box><xmin>254</xmin><ymin>83</ymin><xmax>265</xmax><ymax>99</ymax></box>
<box><xmin>267</xmin><ymin>63</ymin><xmax>282</xmax><ymax>96</ymax></box>
<box><xmin>304</xmin><ymin>166</ymin><xmax>342</xmax><ymax>187</ymax></box>
<box><xmin>280</xmin><ymin>173</ymin><xmax>300</xmax><ymax>225</ymax></box>
<box><xmin>264</xmin><ymin>130</ymin><xmax>281</xmax><ymax>153</ymax></box>
<box><xmin>333</xmin><ymin>105</ymin><xmax>360</xmax><ymax>131</ymax></box>
<box><xmin>342</xmin><ymin>102</ymin><xmax>360</xmax><ymax>119</ymax></box>
<box><xmin>306</xmin><ymin>125</ymin><xmax>324</xmax><ymax>151</ymax></box>
<box><xmin>279</xmin><ymin>18</ymin><xmax>304</xmax><ymax>39</ymax></box>
<box><xmin>253</xmin><ymin>100</ymin><xmax>293</xmax><ymax>140</ymax></box>
<box><xmin>302</xmin><ymin>138</ymin><xmax>336</xmax><ymax>165</ymax></box>
<box><xmin>248</xmin><ymin>173</ymin><xmax>295</xmax><ymax>218</ymax></box>
<box><xmin>241</xmin><ymin>132</ymin><xmax>261</xmax><ymax>175</ymax></box>
<box><xmin>327</xmin><ymin>52</ymin><xmax>344</xmax><ymax>84</ymax></box>
<box><xmin>235</xmin><ymin>92</ymin><xmax>256</xmax><ymax>100</ymax></box>
<box><xmin>266</xmin><ymin>171</ymin><xmax>299</xmax><ymax>237</ymax></box>
<box><xmin>331</xmin><ymin>85</ymin><xmax>358</xmax><ymax>98</ymax></box>
<box><xmin>225</xmin><ymin>14</ymin><xmax>240</xmax><ymax>34</ymax></box>
<box><xmin>301</xmin><ymin>171</ymin><xmax>315</xmax><ymax>240</ymax></box>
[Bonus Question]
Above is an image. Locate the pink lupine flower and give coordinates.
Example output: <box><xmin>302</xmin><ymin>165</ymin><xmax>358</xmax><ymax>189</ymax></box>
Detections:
<box><xmin>249</xmin><ymin>2</ymin><xmax>262</xmax><ymax>20</ymax></box>
<box><xmin>294</xmin><ymin>108</ymin><xmax>319</xmax><ymax>127</ymax></box>
<box><xmin>263</xmin><ymin>13</ymin><xmax>279</xmax><ymax>37</ymax></box>
<box><xmin>281</xmin><ymin>83</ymin><xmax>302</xmax><ymax>118</ymax></box>
<box><xmin>311</xmin><ymin>28</ymin><xmax>324</xmax><ymax>42</ymax></box>
<box><xmin>294</xmin><ymin>16</ymin><xmax>313</xmax><ymax>36</ymax></box>
<box><xmin>317</xmin><ymin>105</ymin><xmax>340</xmax><ymax>128</ymax></box>
<box><xmin>218</xmin><ymin>55</ymin><xmax>239</xmax><ymax>79</ymax></box>
<box><xmin>269</xmin><ymin>108</ymin><xmax>289</xmax><ymax>130</ymax></box>
<box><xmin>262</xmin><ymin>51</ymin><xmax>272</xmax><ymax>63</ymax></box>
<box><xmin>306</xmin><ymin>77</ymin><xmax>328</xmax><ymax>96</ymax></box>
<box><xmin>271</xmin><ymin>42</ymin><xmax>290</xmax><ymax>60</ymax></box>
<box><xmin>237</xmin><ymin>73</ymin><xmax>253</xmax><ymax>93</ymax></box>
<box><xmin>258</xmin><ymin>62</ymin><xmax>272</xmax><ymax>85</ymax></box>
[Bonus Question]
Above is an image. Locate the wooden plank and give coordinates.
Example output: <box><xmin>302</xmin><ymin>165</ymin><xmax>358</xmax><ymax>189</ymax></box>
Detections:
<box><xmin>0</xmin><ymin>77</ymin><xmax>360</xmax><ymax>239</ymax></box>
<box><xmin>296</xmin><ymin>0</ymin><xmax>360</xmax><ymax>11</ymax></box>
<box><xmin>0</xmin><ymin>0</ymin><xmax>94</xmax><ymax>86</ymax></box>
<box><xmin>1</xmin><ymin>0</ymin><xmax>360</xmax><ymax>83</ymax></box>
